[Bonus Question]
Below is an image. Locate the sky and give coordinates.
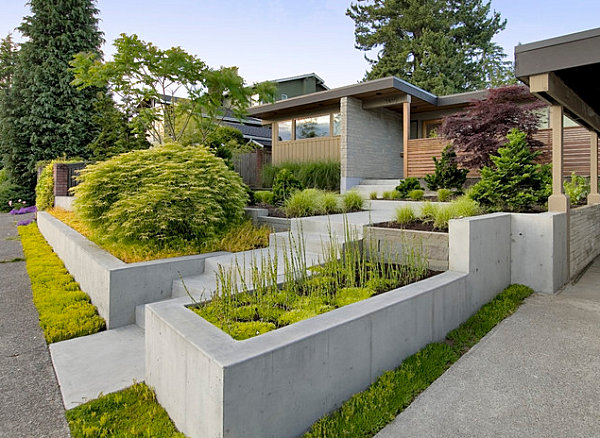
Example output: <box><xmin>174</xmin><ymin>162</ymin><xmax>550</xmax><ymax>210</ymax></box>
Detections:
<box><xmin>1</xmin><ymin>0</ymin><xmax>600</xmax><ymax>89</ymax></box>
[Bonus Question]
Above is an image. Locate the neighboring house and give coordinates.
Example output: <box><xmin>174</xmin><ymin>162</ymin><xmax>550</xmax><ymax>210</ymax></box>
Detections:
<box><xmin>271</xmin><ymin>73</ymin><xmax>328</xmax><ymax>101</ymax></box>
<box><xmin>248</xmin><ymin>76</ymin><xmax>595</xmax><ymax>193</ymax></box>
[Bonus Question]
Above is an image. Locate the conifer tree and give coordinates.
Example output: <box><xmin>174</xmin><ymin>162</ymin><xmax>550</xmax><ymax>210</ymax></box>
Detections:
<box><xmin>347</xmin><ymin>0</ymin><xmax>513</xmax><ymax>94</ymax></box>
<box><xmin>0</xmin><ymin>0</ymin><xmax>103</xmax><ymax>190</ymax></box>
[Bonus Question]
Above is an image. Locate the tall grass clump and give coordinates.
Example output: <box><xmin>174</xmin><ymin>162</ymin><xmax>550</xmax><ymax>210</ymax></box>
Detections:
<box><xmin>283</xmin><ymin>189</ymin><xmax>358</xmax><ymax>217</ymax></box>
<box><xmin>395</xmin><ymin>206</ymin><xmax>416</xmax><ymax>226</ymax></box>
<box><xmin>262</xmin><ymin>161</ymin><xmax>341</xmax><ymax>191</ymax></box>
<box><xmin>73</xmin><ymin>143</ymin><xmax>248</xmax><ymax>250</ymax></box>
<box><xmin>342</xmin><ymin>191</ymin><xmax>364</xmax><ymax>212</ymax></box>
<box><xmin>191</xmin><ymin>218</ymin><xmax>429</xmax><ymax>340</ymax></box>
<box><xmin>437</xmin><ymin>188</ymin><xmax>452</xmax><ymax>202</ymax></box>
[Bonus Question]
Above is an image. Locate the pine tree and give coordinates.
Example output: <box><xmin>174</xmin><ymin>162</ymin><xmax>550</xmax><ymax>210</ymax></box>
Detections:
<box><xmin>0</xmin><ymin>0</ymin><xmax>103</xmax><ymax>190</ymax></box>
<box><xmin>347</xmin><ymin>0</ymin><xmax>512</xmax><ymax>94</ymax></box>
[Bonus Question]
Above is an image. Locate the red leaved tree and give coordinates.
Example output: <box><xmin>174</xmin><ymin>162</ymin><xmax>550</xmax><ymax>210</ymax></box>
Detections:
<box><xmin>440</xmin><ymin>85</ymin><xmax>546</xmax><ymax>169</ymax></box>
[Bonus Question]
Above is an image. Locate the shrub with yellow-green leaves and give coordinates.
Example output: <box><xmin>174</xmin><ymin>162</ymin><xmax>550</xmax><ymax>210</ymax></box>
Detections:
<box><xmin>73</xmin><ymin>143</ymin><xmax>248</xmax><ymax>249</ymax></box>
<box><xmin>18</xmin><ymin>224</ymin><xmax>105</xmax><ymax>343</ymax></box>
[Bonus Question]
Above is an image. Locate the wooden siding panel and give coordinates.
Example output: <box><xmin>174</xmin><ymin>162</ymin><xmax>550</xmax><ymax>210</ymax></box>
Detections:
<box><xmin>407</xmin><ymin>126</ymin><xmax>599</xmax><ymax>178</ymax></box>
<box><xmin>273</xmin><ymin>137</ymin><xmax>341</xmax><ymax>165</ymax></box>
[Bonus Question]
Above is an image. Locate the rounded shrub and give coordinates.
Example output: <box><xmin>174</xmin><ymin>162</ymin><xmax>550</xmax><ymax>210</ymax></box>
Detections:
<box><xmin>437</xmin><ymin>188</ymin><xmax>452</xmax><ymax>202</ymax></box>
<box><xmin>254</xmin><ymin>190</ymin><xmax>275</xmax><ymax>205</ymax></box>
<box><xmin>408</xmin><ymin>189</ymin><xmax>424</xmax><ymax>201</ymax></box>
<box><xmin>342</xmin><ymin>190</ymin><xmax>364</xmax><ymax>212</ymax></box>
<box><xmin>72</xmin><ymin>143</ymin><xmax>248</xmax><ymax>248</ymax></box>
<box><xmin>273</xmin><ymin>168</ymin><xmax>303</xmax><ymax>204</ymax></box>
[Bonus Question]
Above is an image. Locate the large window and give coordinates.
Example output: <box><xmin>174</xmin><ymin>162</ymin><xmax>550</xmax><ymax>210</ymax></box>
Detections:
<box><xmin>296</xmin><ymin>115</ymin><xmax>330</xmax><ymax>139</ymax></box>
<box><xmin>278</xmin><ymin>121</ymin><xmax>292</xmax><ymax>141</ymax></box>
<box><xmin>333</xmin><ymin>113</ymin><xmax>341</xmax><ymax>136</ymax></box>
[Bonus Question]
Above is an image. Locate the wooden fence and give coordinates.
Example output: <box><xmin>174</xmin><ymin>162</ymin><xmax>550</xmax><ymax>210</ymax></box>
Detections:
<box><xmin>273</xmin><ymin>136</ymin><xmax>340</xmax><ymax>165</ymax></box>
<box><xmin>233</xmin><ymin>149</ymin><xmax>271</xmax><ymax>188</ymax></box>
<box><xmin>406</xmin><ymin>127</ymin><xmax>599</xmax><ymax>178</ymax></box>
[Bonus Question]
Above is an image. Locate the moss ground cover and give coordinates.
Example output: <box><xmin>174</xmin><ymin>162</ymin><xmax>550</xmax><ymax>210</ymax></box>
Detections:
<box><xmin>303</xmin><ymin>284</ymin><xmax>533</xmax><ymax>437</ymax></box>
<box><xmin>49</xmin><ymin>208</ymin><xmax>270</xmax><ymax>263</ymax></box>
<box><xmin>66</xmin><ymin>382</ymin><xmax>185</xmax><ymax>438</ymax></box>
<box><xmin>18</xmin><ymin>223</ymin><xmax>105</xmax><ymax>343</ymax></box>
<box><xmin>191</xmin><ymin>224</ymin><xmax>430</xmax><ymax>340</ymax></box>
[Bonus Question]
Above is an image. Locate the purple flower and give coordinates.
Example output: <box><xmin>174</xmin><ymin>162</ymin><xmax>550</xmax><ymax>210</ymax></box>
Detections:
<box><xmin>17</xmin><ymin>218</ymin><xmax>35</xmax><ymax>226</ymax></box>
<box><xmin>10</xmin><ymin>205</ymin><xmax>37</xmax><ymax>215</ymax></box>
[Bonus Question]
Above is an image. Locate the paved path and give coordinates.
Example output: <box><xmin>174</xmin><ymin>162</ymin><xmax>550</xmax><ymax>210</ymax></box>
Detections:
<box><xmin>0</xmin><ymin>213</ymin><xmax>71</xmax><ymax>438</ymax></box>
<box><xmin>377</xmin><ymin>258</ymin><xmax>600</xmax><ymax>438</ymax></box>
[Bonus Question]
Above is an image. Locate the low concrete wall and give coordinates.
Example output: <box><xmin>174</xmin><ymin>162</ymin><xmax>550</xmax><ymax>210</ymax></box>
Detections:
<box><xmin>54</xmin><ymin>196</ymin><xmax>74</xmax><ymax>211</ymax></box>
<box><xmin>364</xmin><ymin>226</ymin><xmax>449</xmax><ymax>271</ymax></box>
<box><xmin>570</xmin><ymin>204</ymin><xmax>600</xmax><ymax>278</ymax></box>
<box><xmin>37</xmin><ymin>212</ymin><xmax>226</xmax><ymax>328</ymax></box>
<box><xmin>146</xmin><ymin>213</ymin><xmax>512</xmax><ymax>438</ymax></box>
<box><xmin>245</xmin><ymin>207</ymin><xmax>292</xmax><ymax>232</ymax></box>
<box><xmin>511</xmin><ymin>212</ymin><xmax>569</xmax><ymax>293</ymax></box>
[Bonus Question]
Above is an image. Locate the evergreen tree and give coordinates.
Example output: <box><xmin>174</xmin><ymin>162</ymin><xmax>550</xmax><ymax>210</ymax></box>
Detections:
<box><xmin>0</xmin><ymin>0</ymin><xmax>103</xmax><ymax>190</ymax></box>
<box><xmin>347</xmin><ymin>0</ymin><xmax>512</xmax><ymax>94</ymax></box>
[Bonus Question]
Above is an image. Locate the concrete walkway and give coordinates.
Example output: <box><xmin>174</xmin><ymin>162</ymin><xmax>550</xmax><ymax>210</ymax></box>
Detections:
<box><xmin>0</xmin><ymin>212</ymin><xmax>71</xmax><ymax>438</ymax></box>
<box><xmin>377</xmin><ymin>258</ymin><xmax>600</xmax><ymax>438</ymax></box>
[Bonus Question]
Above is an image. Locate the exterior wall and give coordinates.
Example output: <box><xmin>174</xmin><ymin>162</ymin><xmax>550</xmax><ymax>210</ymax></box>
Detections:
<box><xmin>54</xmin><ymin>196</ymin><xmax>74</xmax><ymax>211</ymax></box>
<box><xmin>341</xmin><ymin>97</ymin><xmax>403</xmax><ymax>192</ymax></box>
<box><xmin>37</xmin><ymin>212</ymin><xmax>225</xmax><ymax>328</ymax></box>
<box><xmin>405</xmin><ymin>138</ymin><xmax>451</xmax><ymax>178</ymax></box>
<box><xmin>570</xmin><ymin>204</ymin><xmax>600</xmax><ymax>277</ymax></box>
<box><xmin>53</xmin><ymin>163</ymin><xmax>69</xmax><ymax>197</ymax></box>
<box><xmin>273</xmin><ymin>136</ymin><xmax>340</xmax><ymax>164</ymax></box>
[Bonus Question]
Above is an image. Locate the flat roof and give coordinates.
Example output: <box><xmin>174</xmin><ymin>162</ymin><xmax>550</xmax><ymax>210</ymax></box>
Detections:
<box><xmin>272</xmin><ymin>73</ymin><xmax>328</xmax><ymax>89</ymax></box>
<box><xmin>248</xmin><ymin>76</ymin><xmax>485</xmax><ymax>120</ymax></box>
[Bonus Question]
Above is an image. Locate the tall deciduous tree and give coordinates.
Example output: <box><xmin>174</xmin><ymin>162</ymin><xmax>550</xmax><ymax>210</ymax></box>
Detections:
<box><xmin>71</xmin><ymin>34</ymin><xmax>277</xmax><ymax>146</ymax></box>
<box><xmin>0</xmin><ymin>0</ymin><xmax>103</xmax><ymax>190</ymax></box>
<box><xmin>440</xmin><ymin>85</ymin><xmax>545</xmax><ymax>169</ymax></box>
<box><xmin>347</xmin><ymin>0</ymin><xmax>514</xmax><ymax>94</ymax></box>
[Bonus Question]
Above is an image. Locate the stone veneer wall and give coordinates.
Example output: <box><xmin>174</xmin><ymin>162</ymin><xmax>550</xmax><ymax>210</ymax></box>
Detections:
<box><xmin>340</xmin><ymin>96</ymin><xmax>403</xmax><ymax>192</ymax></box>
<box><xmin>570</xmin><ymin>203</ymin><xmax>600</xmax><ymax>277</ymax></box>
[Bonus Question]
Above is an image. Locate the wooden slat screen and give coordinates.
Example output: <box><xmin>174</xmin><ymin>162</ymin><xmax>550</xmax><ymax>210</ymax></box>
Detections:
<box><xmin>406</xmin><ymin>126</ymin><xmax>599</xmax><ymax>178</ymax></box>
<box><xmin>273</xmin><ymin>136</ymin><xmax>340</xmax><ymax>165</ymax></box>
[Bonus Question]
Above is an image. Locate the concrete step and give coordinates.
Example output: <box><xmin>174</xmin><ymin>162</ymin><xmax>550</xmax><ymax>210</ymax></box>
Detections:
<box><xmin>353</xmin><ymin>184</ymin><xmax>400</xmax><ymax>199</ymax></box>
<box><xmin>359</xmin><ymin>179</ymin><xmax>402</xmax><ymax>185</ymax></box>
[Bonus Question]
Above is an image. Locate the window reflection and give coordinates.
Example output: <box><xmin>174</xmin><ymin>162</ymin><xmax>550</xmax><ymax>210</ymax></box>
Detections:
<box><xmin>333</xmin><ymin>113</ymin><xmax>341</xmax><ymax>136</ymax></box>
<box><xmin>278</xmin><ymin>121</ymin><xmax>292</xmax><ymax>141</ymax></box>
<box><xmin>296</xmin><ymin>115</ymin><xmax>330</xmax><ymax>139</ymax></box>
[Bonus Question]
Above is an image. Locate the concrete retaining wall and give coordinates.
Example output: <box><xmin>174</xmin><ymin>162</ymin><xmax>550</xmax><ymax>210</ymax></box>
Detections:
<box><xmin>245</xmin><ymin>207</ymin><xmax>292</xmax><ymax>232</ymax></box>
<box><xmin>364</xmin><ymin>226</ymin><xmax>449</xmax><ymax>271</ymax></box>
<box><xmin>570</xmin><ymin>204</ymin><xmax>600</xmax><ymax>278</ymax></box>
<box><xmin>146</xmin><ymin>213</ymin><xmax>513</xmax><ymax>438</ymax></box>
<box><xmin>37</xmin><ymin>212</ymin><xmax>226</xmax><ymax>328</ymax></box>
<box><xmin>54</xmin><ymin>196</ymin><xmax>74</xmax><ymax>211</ymax></box>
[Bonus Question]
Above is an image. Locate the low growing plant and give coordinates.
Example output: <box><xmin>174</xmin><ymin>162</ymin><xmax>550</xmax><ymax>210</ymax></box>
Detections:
<box><xmin>342</xmin><ymin>191</ymin><xmax>364</xmax><ymax>212</ymax></box>
<box><xmin>395</xmin><ymin>206</ymin><xmax>416</xmax><ymax>226</ymax></box>
<box><xmin>563</xmin><ymin>172</ymin><xmax>590</xmax><ymax>206</ymax></box>
<box><xmin>19</xmin><ymin>223</ymin><xmax>105</xmax><ymax>343</ymax></box>
<box><xmin>369</xmin><ymin>191</ymin><xmax>378</xmax><ymax>200</ymax></box>
<box><xmin>395</xmin><ymin>178</ymin><xmax>422</xmax><ymax>198</ymax></box>
<box><xmin>437</xmin><ymin>188</ymin><xmax>452</xmax><ymax>202</ymax></box>
<box><xmin>284</xmin><ymin>188</ymin><xmax>325</xmax><ymax>217</ymax></box>
<box><xmin>408</xmin><ymin>189</ymin><xmax>424</xmax><ymax>201</ymax></box>
<box><xmin>254</xmin><ymin>190</ymin><xmax>275</xmax><ymax>205</ymax></box>
<box><xmin>382</xmin><ymin>191</ymin><xmax>393</xmax><ymax>200</ymax></box>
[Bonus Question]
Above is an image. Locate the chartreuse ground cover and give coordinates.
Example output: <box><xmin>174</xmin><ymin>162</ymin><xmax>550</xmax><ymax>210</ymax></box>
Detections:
<box><xmin>18</xmin><ymin>223</ymin><xmax>105</xmax><ymax>343</ymax></box>
<box><xmin>66</xmin><ymin>382</ymin><xmax>185</xmax><ymax>438</ymax></box>
<box><xmin>303</xmin><ymin>284</ymin><xmax>533</xmax><ymax>437</ymax></box>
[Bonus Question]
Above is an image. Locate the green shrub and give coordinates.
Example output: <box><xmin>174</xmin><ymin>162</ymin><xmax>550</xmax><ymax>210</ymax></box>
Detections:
<box><xmin>0</xmin><ymin>172</ymin><xmax>34</xmax><ymax>212</ymax></box>
<box><xmin>284</xmin><ymin>188</ymin><xmax>324</xmax><ymax>217</ymax></box>
<box><xmin>437</xmin><ymin>188</ymin><xmax>452</xmax><ymax>202</ymax></box>
<box><xmin>420</xmin><ymin>202</ymin><xmax>439</xmax><ymax>222</ymax></box>
<box><xmin>563</xmin><ymin>172</ymin><xmax>590</xmax><ymax>206</ymax></box>
<box><xmin>342</xmin><ymin>191</ymin><xmax>364</xmax><ymax>212</ymax></box>
<box><xmin>66</xmin><ymin>383</ymin><xmax>184</xmax><ymax>437</ymax></box>
<box><xmin>470</xmin><ymin>129</ymin><xmax>551</xmax><ymax>212</ymax></box>
<box><xmin>424</xmin><ymin>145</ymin><xmax>468</xmax><ymax>191</ymax></box>
<box><xmin>19</xmin><ymin>224</ymin><xmax>105</xmax><ymax>343</ymax></box>
<box><xmin>35</xmin><ymin>162</ymin><xmax>55</xmax><ymax>211</ymax></box>
<box><xmin>408</xmin><ymin>189</ymin><xmax>424</xmax><ymax>201</ymax></box>
<box><xmin>261</xmin><ymin>161</ymin><xmax>340</xmax><ymax>191</ymax></box>
<box><xmin>273</xmin><ymin>168</ymin><xmax>304</xmax><ymax>204</ymax></box>
<box><xmin>73</xmin><ymin>143</ymin><xmax>248</xmax><ymax>249</ymax></box>
<box><xmin>321</xmin><ymin>192</ymin><xmax>340</xmax><ymax>214</ymax></box>
<box><xmin>395</xmin><ymin>206</ymin><xmax>416</xmax><ymax>226</ymax></box>
<box><xmin>369</xmin><ymin>191</ymin><xmax>378</xmax><ymax>200</ymax></box>
<box><xmin>395</xmin><ymin>178</ymin><xmax>422</xmax><ymax>198</ymax></box>
<box><xmin>303</xmin><ymin>284</ymin><xmax>533</xmax><ymax>437</ymax></box>
<box><xmin>254</xmin><ymin>190</ymin><xmax>275</xmax><ymax>205</ymax></box>
<box><xmin>382</xmin><ymin>190</ymin><xmax>393</xmax><ymax>200</ymax></box>
<box><xmin>431</xmin><ymin>196</ymin><xmax>481</xmax><ymax>230</ymax></box>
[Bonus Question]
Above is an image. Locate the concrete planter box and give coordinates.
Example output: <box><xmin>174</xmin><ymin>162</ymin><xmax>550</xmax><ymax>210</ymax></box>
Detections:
<box><xmin>245</xmin><ymin>207</ymin><xmax>292</xmax><ymax>232</ymax></box>
<box><xmin>364</xmin><ymin>225</ymin><xmax>449</xmax><ymax>271</ymax></box>
<box><xmin>37</xmin><ymin>212</ymin><xmax>226</xmax><ymax>328</ymax></box>
<box><xmin>146</xmin><ymin>213</ymin><xmax>523</xmax><ymax>438</ymax></box>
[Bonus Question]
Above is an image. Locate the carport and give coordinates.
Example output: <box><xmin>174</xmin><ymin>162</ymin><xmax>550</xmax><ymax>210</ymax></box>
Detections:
<box><xmin>516</xmin><ymin>27</ymin><xmax>600</xmax><ymax>211</ymax></box>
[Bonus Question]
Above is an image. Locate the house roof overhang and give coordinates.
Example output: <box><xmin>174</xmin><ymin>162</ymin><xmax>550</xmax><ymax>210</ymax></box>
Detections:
<box><xmin>515</xmin><ymin>27</ymin><xmax>600</xmax><ymax>133</ymax></box>
<box><xmin>248</xmin><ymin>76</ymin><xmax>485</xmax><ymax>121</ymax></box>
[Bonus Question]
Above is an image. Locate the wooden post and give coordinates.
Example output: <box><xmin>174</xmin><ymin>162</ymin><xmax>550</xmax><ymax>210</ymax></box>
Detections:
<box><xmin>588</xmin><ymin>131</ymin><xmax>600</xmax><ymax>204</ymax></box>
<box><xmin>548</xmin><ymin>104</ymin><xmax>569</xmax><ymax>212</ymax></box>
<box><xmin>402</xmin><ymin>101</ymin><xmax>410</xmax><ymax>179</ymax></box>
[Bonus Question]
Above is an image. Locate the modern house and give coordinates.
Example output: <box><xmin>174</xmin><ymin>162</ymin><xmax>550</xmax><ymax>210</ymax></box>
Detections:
<box><xmin>270</xmin><ymin>73</ymin><xmax>328</xmax><ymax>101</ymax></box>
<box><xmin>248</xmin><ymin>75</ymin><xmax>596</xmax><ymax>194</ymax></box>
